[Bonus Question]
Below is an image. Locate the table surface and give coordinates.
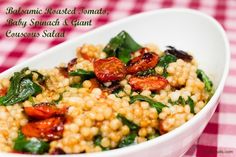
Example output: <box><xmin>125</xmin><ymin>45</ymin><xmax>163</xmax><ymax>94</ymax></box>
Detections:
<box><xmin>0</xmin><ymin>0</ymin><xmax>236</xmax><ymax>156</ymax></box>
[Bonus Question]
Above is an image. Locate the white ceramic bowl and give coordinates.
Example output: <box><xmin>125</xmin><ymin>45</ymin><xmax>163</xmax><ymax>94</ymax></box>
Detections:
<box><xmin>0</xmin><ymin>8</ymin><xmax>230</xmax><ymax>157</ymax></box>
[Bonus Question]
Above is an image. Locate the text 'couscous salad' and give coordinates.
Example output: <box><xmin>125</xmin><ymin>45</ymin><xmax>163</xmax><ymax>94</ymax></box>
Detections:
<box><xmin>0</xmin><ymin>31</ymin><xmax>213</xmax><ymax>155</ymax></box>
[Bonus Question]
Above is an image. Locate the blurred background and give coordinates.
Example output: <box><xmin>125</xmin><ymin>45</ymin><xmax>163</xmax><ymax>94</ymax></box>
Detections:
<box><xmin>0</xmin><ymin>0</ymin><xmax>235</xmax><ymax>156</ymax></box>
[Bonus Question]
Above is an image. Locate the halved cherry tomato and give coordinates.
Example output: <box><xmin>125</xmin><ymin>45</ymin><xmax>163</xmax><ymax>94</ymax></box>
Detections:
<box><xmin>126</xmin><ymin>52</ymin><xmax>158</xmax><ymax>74</ymax></box>
<box><xmin>0</xmin><ymin>87</ymin><xmax>7</xmax><ymax>97</ymax></box>
<box><xmin>94</xmin><ymin>57</ymin><xmax>126</xmax><ymax>82</ymax></box>
<box><xmin>67</xmin><ymin>58</ymin><xmax>77</xmax><ymax>72</ymax></box>
<box><xmin>21</xmin><ymin>117</ymin><xmax>64</xmax><ymax>141</ymax></box>
<box><xmin>24</xmin><ymin>103</ymin><xmax>66</xmax><ymax>120</ymax></box>
<box><xmin>128</xmin><ymin>75</ymin><xmax>168</xmax><ymax>91</ymax></box>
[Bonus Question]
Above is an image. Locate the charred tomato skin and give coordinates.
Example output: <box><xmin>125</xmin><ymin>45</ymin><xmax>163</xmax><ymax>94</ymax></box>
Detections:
<box><xmin>128</xmin><ymin>75</ymin><xmax>168</xmax><ymax>91</ymax></box>
<box><xmin>94</xmin><ymin>57</ymin><xmax>127</xmax><ymax>82</ymax></box>
<box><xmin>126</xmin><ymin>52</ymin><xmax>158</xmax><ymax>74</ymax></box>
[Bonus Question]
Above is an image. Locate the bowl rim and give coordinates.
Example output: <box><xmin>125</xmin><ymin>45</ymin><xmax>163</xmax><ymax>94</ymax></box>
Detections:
<box><xmin>0</xmin><ymin>8</ymin><xmax>230</xmax><ymax>157</ymax></box>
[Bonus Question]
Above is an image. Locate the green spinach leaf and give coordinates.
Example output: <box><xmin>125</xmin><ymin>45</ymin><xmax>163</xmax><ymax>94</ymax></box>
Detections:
<box><xmin>130</xmin><ymin>95</ymin><xmax>167</xmax><ymax>113</ymax></box>
<box><xmin>196</xmin><ymin>69</ymin><xmax>213</xmax><ymax>92</ymax></box>
<box><xmin>118</xmin><ymin>133</ymin><xmax>137</xmax><ymax>148</ymax></box>
<box><xmin>69</xmin><ymin>69</ymin><xmax>95</xmax><ymax>89</ymax></box>
<box><xmin>136</xmin><ymin>68</ymin><xmax>156</xmax><ymax>76</ymax></box>
<box><xmin>93</xmin><ymin>135</ymin><xmax>109</xmax><ymax>151</ymax></box>
<box><xmin>186</xmin><ymin>96</ymin><xmax>195</xmax><ymax>114</ymax></box>
<box><xmin>0</xmin><ymin>68</ymin><xmax>42</xmax><ymax>106</ymax></box>
<box><xmin>14</xmin><ymin>131</ymin><xmax>49</xmax><ymax>154</ymax></box>
<box><xmin>117</xmin><ymin>114</ymin><xmax>139</xmax><ymax>131</ymax></box>
<box><xmin>69</xmin><ymin>69</ymin><xmax>95</xmax><ymax>78</ymax></box>
<box><xmin>157</xmin><ymin>54</ymin><xmax>177</xmax><ymax>77</ymax></box>
<box><xmin>103</xmin><ymin>31</ymin><xmax>142</xmax><ymax>63</ymax></box>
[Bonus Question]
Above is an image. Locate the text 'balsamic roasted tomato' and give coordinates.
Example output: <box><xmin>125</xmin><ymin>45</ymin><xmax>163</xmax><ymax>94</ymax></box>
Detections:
<box><xmin>129</xmin><ymin>75</ymin><xmax>168</xmax><ymax>91</ymax></box>
<box><xmin>24</xmin><ymin>103</ymin><xmax>66</xmax><ymax>120</ymax></box>
<box><xmin>126</xmin><ymin>50</ymin><xmax>158</xmax><ymax>74</ymax></box>
<box><xmin>94</xmin><ymin>57</ymin><xmax>127</xmax><ymax>82</ymax></box>
<box><xmin>22</xmin><ymin>117</ymin><xmax>64</xmax><ymax>141</ymax></box>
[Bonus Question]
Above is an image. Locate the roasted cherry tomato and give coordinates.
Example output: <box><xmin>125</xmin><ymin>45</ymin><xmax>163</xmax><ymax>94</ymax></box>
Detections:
<box><xmin>24</xmin><ymin>103</ymin><xmax>66</xmax><ymax>120</ymax></box>
<box><xmin>67</xmin><ymin>58</ymin><xmax>77</xmax><ymax>72</ymax></box>
<box><xmin>128</xmin><ymin>75</ymin><xmax>168</xmax><ymax>91</ymax></box>
<box><xmin>126</xmin><ymin>52</ymin><xmax>158</xmax><ymax>74</ymax></box>
<box><xmin>0</xmin><ymin>88</ymin><xmax>7</xmax><ymax>97</ymax></box>
<box><xmin>94</xmin><ymin>57</ymin><xmax>126</xmax><ymax>82</ymax></box>
<box><xmin>22</xmin><ymin>117</ymin><xmax>64</xmax><ymax>141</ymax></box>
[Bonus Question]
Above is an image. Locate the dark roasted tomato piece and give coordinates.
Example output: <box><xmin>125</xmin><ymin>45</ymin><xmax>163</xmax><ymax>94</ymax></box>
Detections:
<box><xmin>94</xmin><ymin>57</ymin><xmax>127</xmax><ymax>82</ymax></box>
<box><xmin>58</xmin><ymin>67</ymin><xmax>69</xmax><ymax>78</ymax></box>
<box><xmin>0</xmin><ymin>87</ymin><xmax>7</xmax><ymax>97</ymax></box>
<box><xmin>50</xmin><ymin>148</ymin><xmax>66</xmax><ymax>155</ymax></box>
<box><xmin>127</xmin><ymin>52</ymin><xmax>158</xmax><ymax>74</ymax></box>
<box><xmin>128</xmin><ymin>75</ymin><xmax>168</xmax><ymax>91</ymax></box>
<box><xmin>24</xmin><ymin>103</ymin><xmax>66</xmax><ymax>120</ymax></box>
<box><xmin>22</xmin><ymin>117</ymin><xmax>64</xmax><ymax>141</ymax></box>
<box><xmin>67</xmin><ymin>58</ymin><xmax>77</xmax><ymax>72</ymax></box>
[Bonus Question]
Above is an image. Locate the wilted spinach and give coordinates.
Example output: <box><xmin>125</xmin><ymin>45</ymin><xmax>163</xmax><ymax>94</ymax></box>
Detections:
<box><xmin>118</xmin><ymin>132</ymin><xmax>137</xmax><ymax>148</ymax></box>
<box><xmin>69</xmin><ymin>69</ymin><xmax>95</xmax><ymax>78</ymax></box>
<box><xmin>196</xmin><ymin>69</ymin><xmax>213</xmax><ymax>93</ymax></box>
<box><xmin>136</xmin><ymin>68</ymin><xmax>156</xmax><ymax>76</ymax></box>
<box><xmin>103</xmin><ymin>31</ymin><xmax>142</xmax><ymax>63</ymax></box>
<box><xmin>186</xmin><ymin>96</ymin><xmax>195</xmax><ymax>114</ymax></box>
<box><xmin>130</xmin><ymin>95</ymin><xmax>167</xmax><ymax>113</ymax></box>
<box><xmin>93</xmin><ymin>135</ymin><xmax>109</xmax><ymax>151</ymax></box>
<box><xmin>69</xmin><ymin>69</ymin><xmax>95</xmax><ymax>88</ymax></box>
<box><xmin>0</xmin><ymin>68</ymin><xmax>42</xmax><ymax>106</ymax></box>
<box><xmin>14</xmin><ymin>131</ymin><xmax>49</xmax><ymax>154</ymax></box>
<box><xmin>157</xmin><ymin>54</ymin><xmax>177</xmax><ymax>77</ymax></box>
<box><xmin>117</xmin><ymin>114</ymin><xmax>140</xmax><ymax>131</ymax></box>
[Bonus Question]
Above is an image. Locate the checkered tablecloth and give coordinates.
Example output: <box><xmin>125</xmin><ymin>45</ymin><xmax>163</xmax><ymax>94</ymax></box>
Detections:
<box><xmin>0</xmin><ymin>0</ymin><xmax>235</xmax><ymax>156</ymax></box>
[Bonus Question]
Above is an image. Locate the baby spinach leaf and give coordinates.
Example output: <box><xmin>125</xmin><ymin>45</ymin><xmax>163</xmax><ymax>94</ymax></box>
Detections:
<box><xmin>196</xmin><ymin>69</ymin><xmax>213</xmax><ymax>93</ymax></box>
<box><xmin>157</xmin><ymin>54</ymin><xmax>177</xmax><ymax>77</ymax></box>
<box><xmin>103</xmin><ymin>31</ymin><xmax>142</xmax><ymax>63</ymax></box>
<box><xmin>118</xmin><ymin>132</ymin><xmax>137</xmax><ymax>148</ymax></box>
<box><xmin>14</xmin><ymin>131</ymin><xmax>49</xmax><ymax>154</ymax></box>
<box><xmin>69</xmin><ymin>69</ymin><xmax>95</xmax><ymax>78</ymax></box>
<box><xmin>93</xmin><ymin>135</ymin><xmax>109</xmax><ymax>151</ymax></box>
<box><xmin>186</xmin><ymin>96</ymin><xmax>195</xmax><ymax>114</ymax></box>
<box><xmin>69</xmin><ymin>69</ymin><xmax>95</xmax><ymax>89</ymax></box>
<box><xmin>0</xmin><ymin>68</ymin><xmax>42</xmax><ymax>106</ymax></box>
<box><xmin>130</xmin><ymin>95</ymin><xmax>167</xmax><ymax>113</ymax></box>
<box><xmin>168</xmin><ymin>96</ymin><xmax>185</xmax><ymax>106</ymax></box>
<box><xmin>136</xmin><ymin>68</ymin><xmax>156</xmax><ymax>76</ymax></box>
<box><xmin>117</xmin><ymin>114</ymin><xmax>140</xmax><ymax>131</ymax></box>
